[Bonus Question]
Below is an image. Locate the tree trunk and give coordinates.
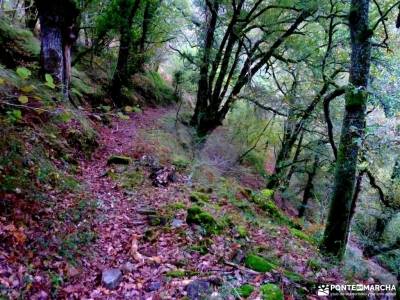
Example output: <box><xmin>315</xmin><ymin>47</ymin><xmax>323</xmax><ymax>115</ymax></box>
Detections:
<box><xmin>298</xmin><ymin>156</ymin><xmax>318</xmax><ymax>218</ymax></box>
<box><xmin>267</xmin><ymin>108</ymin><xmax>299</xmax><ymax>190</ymax></box>
<box><xmin>36</xmin><ymin>0</ymin><xmax>79</xmax><ymax>99</ymax></box>
<box><xmin>286</xmin><ymin>130</ymin><xmax>304</xmax><ymax>185</ymax></box>
<box><xmin>321</xmin><ymin>0</ymin><xmax>372</xmax><ymax>259</ymax></box>
<box><xmin>191</xmin><ymin>0</ymin><xmax>219</xmax><ymax>128</ymax></box>
<box><xmin>191</xmin><ymin>7</ymin><xmax>309</xmax><ymax>137</ymax></box>
<box><xmin>110</xmin><ymin>0</ymin><xmax>141</xmax><ymax>106</ymax></box>
<box><xmin>136</xmin><ymin>0</ymin><xmax>154</xmax><ymax>72</ymax></box>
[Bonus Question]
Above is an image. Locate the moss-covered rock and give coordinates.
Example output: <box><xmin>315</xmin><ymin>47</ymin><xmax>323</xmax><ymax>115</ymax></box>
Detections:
<box><xmin>260</xmin><ymin>283</ymin><xmax>283</xmax><ymax>300</ymax></box>
<box><xmin>236</xmin><ymin>284</ymin><xmax>254</xmax><ymax>298</ymax></box>
<box><xmin>189</xmin><ymin>191</ymin><xmax>210</xmax><ymax>203</ymax></box>
<box><xmin>107</xmin><ymin>155</ymin><xmax>132</xmax><ymax>165</ymax></box>
<box><xmin>122</xmin><ymin>169</ymin><xmax>144</xmax><ymax>188</ymax></box>
<box><xmin>186</xmin><ymin>206</ymin><xmax>221</xmax><ymax>235</ymax></box>
<box><xmin>244</xmin><ymin>254</ymin><xmax>276</xmax><ymax>272</ymax></box>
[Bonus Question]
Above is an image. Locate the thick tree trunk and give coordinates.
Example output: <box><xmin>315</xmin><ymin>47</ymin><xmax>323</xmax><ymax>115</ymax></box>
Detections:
<box><xmin>321</xmin><ymin>0</ymin><xmax>372</xmax><ymax>259</ymax></box>
<box><xmin>39</xmin><ymin>24</ymin><xmax>64</xmax><ymax>83</ymax></box>
<box><xmin>110</xmin><ymin>0</ymin><xmax>141</xmax><ymax>106</ymax></box>
<box><xmin>36</xmin><ymin>0</ymin><xmax>79</xmax><ymax>99</ymax></box>
<box><xmin>191</xmin><ymin>0</ymin><xmax>219</xmax><ymax>128</ymax></box>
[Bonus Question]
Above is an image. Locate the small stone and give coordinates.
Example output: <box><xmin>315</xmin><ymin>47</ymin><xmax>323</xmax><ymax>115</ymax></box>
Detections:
<box><xmin>171</xmin><ymin>219</ymin><xmax>184</xmax><ymax>228</ymax></box>
<box><xmin>102</xmin><ymin>268</ymin><xmax>122</xmax><ymax>290</ymax></box>
<box><xmin>209</xmin><ymin>292</ymin><xmax>224</xmax><ymax>300</ymax></box>
<box><xmin>187</xmin><ymin>280</ymin><xmax>212</xmax><ymax>300</ymax></box>
<box><xmin>145</xmin><ymin>280</ymin><xmax>162</xmax><ymax>292</ymax></box>
<box><xmin>121</xmin><ymin>262</ymin><xmax>135</xmax><ymax>273</ymax></box>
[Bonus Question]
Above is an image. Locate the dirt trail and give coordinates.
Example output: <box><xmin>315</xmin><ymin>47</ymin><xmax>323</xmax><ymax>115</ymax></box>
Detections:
<box><xmin>65</xmin><ymin>107</ymin><xmax>184</xmax><ymax>298</ymax></box>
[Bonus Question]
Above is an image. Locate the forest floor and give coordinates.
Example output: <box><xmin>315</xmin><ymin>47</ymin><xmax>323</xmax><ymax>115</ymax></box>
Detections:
<box><xmin>1</xmin><ymin>105</ymin><xmax>397</xmax><ymax>299</ymax></box>
<box><xmin>54</xmin><ymin>106</ymin><xmax>328</xmax><ymax>299</ymax></box>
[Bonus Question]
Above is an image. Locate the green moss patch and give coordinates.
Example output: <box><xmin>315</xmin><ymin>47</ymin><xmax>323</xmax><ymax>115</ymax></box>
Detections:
<box><xmin>189</xmin><ymin>191</ymin><xmax>210</xmax><ymax>203</ymax></box>
<box><xmin>260</xmin><ymin>283</ymin><xmax>283</xmax><ymax>300</ymax></box>
<box><xmin>236</xmin><ymin>284</ymin><xmax>254</xmax><ymax>298</ymax></box>
<box><xmin>283</xmin><ymin>270</ymin><xmax>304</xmax><ymax>283</ymax></box>
<box><xmin>236</xmin><ymin>225</ymin><xmax>248</xmax><ymax>238</ymax></box>
<box><xmin>186</xmin><ymin>206</ymin><xmax>221</xmax><ymax>235</ymax></box>
<box><xmin>244</xmin><ymin>254</ymin><xmax>276</xmax><ymax>272</ymax></box>
<box><xmin>253</xmin><ymin>190</ymin><xmax>300</xmax><ymax>229</ymax></box>
<box><xmin>253</xmin><ymin>189</ymin><xmax>274</xmax><ymax>205</ymax></box>
<box><xmin>289</xmin><ymin>228</ymin><xmax>316</xmax><ymax>244</ymax></box>
<box><xmin>165</xmin><ymin>269</ymin><xmax>199</xmax><ymax>278</ymax></box>
<box><xmin>121</xmin><ymin>169</ymin><xmax>144</xmax><ymax>188</ymax></box>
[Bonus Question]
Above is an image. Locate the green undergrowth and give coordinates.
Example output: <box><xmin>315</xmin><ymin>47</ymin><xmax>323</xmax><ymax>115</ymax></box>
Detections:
<box><xmin>131</xmin><ymin>71</ymin><xmax>177</xmax><ymax>106</ymax></box>
<box><xmin>0</xmin><ymin>37</ymin><xmax>103</xmax><ymax>289</ymax></box>
<box><xmin>0</xmin><ymin>18</ymin><xmax>39</xmax><ymax>68</ymax></box>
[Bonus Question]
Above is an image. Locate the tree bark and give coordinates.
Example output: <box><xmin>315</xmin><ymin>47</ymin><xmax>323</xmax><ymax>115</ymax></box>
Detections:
<box><xmin>110</xmin><ymin>0</ymin><xmax>141</xmax><ymax>106</ymax></box>
<box><xmin>136</xmin><ymin>0</ymin><xmax>154</xmax><ymax>72</ymax></box>
<box><xmin>298</xmin><ymin>156</ymin><xmax>318</xmax><ymax>218</ymax></box>
<box><xmin>321</xmin><ymin>0</ymin><xmax>372</xmax><ymax>259</ymax></box>
<box><xmin>36</xmin><ymin>0</ymin><xmax>79</xmax><ymax>99</ymax></box>
<box><xmin>191</xmin><ymin>0</ymin><xmax>219</xmax><ymax>128</ymax></box>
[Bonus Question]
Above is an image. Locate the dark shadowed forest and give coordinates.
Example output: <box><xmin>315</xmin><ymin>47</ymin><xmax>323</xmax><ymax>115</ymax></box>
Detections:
<box><xmin>1</xmin><ymin>0</ymin><xmax>400</xmax><ymax>299</ymax></box>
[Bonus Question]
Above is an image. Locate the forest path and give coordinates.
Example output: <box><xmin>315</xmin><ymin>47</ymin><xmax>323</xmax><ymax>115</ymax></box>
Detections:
<box><xmin>65</xmin><ymin>106</ymin><xmax>184</xmax><ymax>298</ymax></box>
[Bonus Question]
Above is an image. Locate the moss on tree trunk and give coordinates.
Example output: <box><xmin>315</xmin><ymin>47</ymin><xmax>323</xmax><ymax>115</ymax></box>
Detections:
<box><xmin>321</xmin><ymin>0</ymin><xmax>372</xmax><ymax>259</ymax></box>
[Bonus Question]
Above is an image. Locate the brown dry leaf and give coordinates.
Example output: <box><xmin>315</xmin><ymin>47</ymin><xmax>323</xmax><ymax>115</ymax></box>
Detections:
<box><xmin>129</xmin><ymin>234</ymin><xmax>145</xmax><ymax>262</ymax></box>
